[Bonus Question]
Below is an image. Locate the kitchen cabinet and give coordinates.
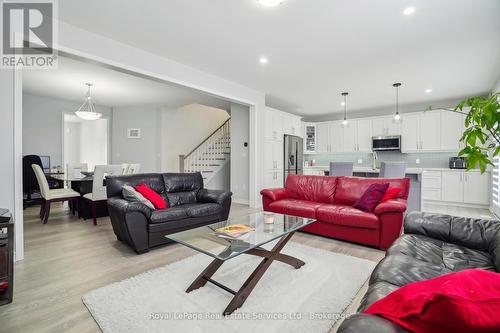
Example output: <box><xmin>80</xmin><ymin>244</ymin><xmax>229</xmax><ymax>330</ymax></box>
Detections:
<box><xmin>284</xmin><ymin>115</ymin><xmax>301</xmax><ymax>136</ymax></box>
<box><xmin>424</xmin><ymin>170</ymin><xmax>490</xmax><ymax>206</ymax></box>
<box><xmin>401</xmin><ymin>113</ymin><xmax>420</xmax><ymax>152</ymax></box>
<box><xmin>329</xmin><ymin>121</ymin><xmax>343</xmax><ymax>153</ymax></box>
<box><xmin>343</xmin><ymin>122</ymin><xmax>357</xmax><ymax>152</ymax></box>
<box><xmin>303</xmin><ymin>168</ymin><xmax>325</xmax><ymax>176</ymax></box>
<box><xmin>316</xmin><ymin>122</ymin><xmax>330</xmax><ymax>153</ymax></box>
<box><xmin>463</xmin><ymin>172</ymin><xmax>490</xmax><ymax>205</ymax></box>
<box><xmin>441</xmin><ymin>111</ymin><xmax>464</xmax><ymax>151</ymax></box>
<box><xmin>264</xmin><ymin>141</ymin><xmax>283</xmax><ymax>170</ymax></box>
<box><xmin>372</xmin><ymin>116</ymin><xmax>401</xmax><ymax>136</ymax></box>
<box><xmin>441</xmin><ymin>172</ymin><xmax>464</xmax><ymax>203</ymax></box>
<box><xmin>264</xmin><ymin>170</ymin><xmax>283</xmax><ymax>188</ymax></box>
<box><xmin>356</xmin><ymin>119</ymin><xmax>373</xmax><ymax>152</ymax></box>
<box><xmin>420</xmin><ymin>112</ymin><xmax>441</xmax><ymax>150</ymax></box>
<box><xmin>304</xmin><ymin>123</ymin><xmax>316</xmax><ymax>153</ymax></box>
<box><xmin>265</xmin><ymin>108</ymin><xmax>284</xmax><ymax>141</ymax></box>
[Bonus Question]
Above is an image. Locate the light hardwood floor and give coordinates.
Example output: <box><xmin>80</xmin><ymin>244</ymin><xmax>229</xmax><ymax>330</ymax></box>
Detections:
<box><xmin>0</xmin><ymin>203</ymin><xmax>385</xmax><ymax>333</ymax></box>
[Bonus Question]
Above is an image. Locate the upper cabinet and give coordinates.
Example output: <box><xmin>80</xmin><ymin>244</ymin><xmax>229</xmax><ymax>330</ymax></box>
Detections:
<box><xmin>356</xmin><ymin>119</ymin><xmax>373</xmax><ymax>152</ymax></box>
<box><xmin>315</xmin><ymin>119</ymin><xmax>373</xmax><ymax>153</ymax></box>
<box><xmin>441</xmin><ymin>111</ymin><xmax>465</xmax><ymax>151</ymax></box>
<box><xmin>372</xmin><ymin>116</ymin><xmax>401</xmax><ymax>136</ymax></box>
<box><xmin>284</xmin><ymin>115</ymin><xmax>301</xmax><ymax>136</ymax></box>
<box><xmin>303</xmin><ymin>123</ymin><xmax>317</xmax><ymax>153</ymax></box>
<box><xmin>266</xmin><ymin>107</ymin><xmax>302</xmax><ymax>141</ymax></box>
<box><xmin>400</xmin><ymin>111</ymin><xmax>441</xmax><ymax>152</ymax></box>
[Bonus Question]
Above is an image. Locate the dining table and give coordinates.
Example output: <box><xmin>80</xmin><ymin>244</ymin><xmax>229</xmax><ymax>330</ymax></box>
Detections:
<box><xmin>49</xmin><ymin>173</ymin><xmax>109</xmax><ymax>220</ymax></box>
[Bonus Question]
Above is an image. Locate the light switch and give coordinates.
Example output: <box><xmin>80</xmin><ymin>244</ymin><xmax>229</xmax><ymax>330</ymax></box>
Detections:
<box><xmin>357</xmin><ymin>159</ymin><xmax>363</xmax><ymax>164</ymax></box>
<box><xmin>416</xmin><ymin>158</ymin><xmax>421</xmax><ymax>164</ymax></box>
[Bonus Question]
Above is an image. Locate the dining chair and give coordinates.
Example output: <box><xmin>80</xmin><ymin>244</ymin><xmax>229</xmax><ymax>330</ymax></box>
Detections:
<box><xmin>379</xmin><ymin>162</ymin><xmax>407</xmax><ymax>178</ymax></box>
<box><xmin>329</xmin><ymin>162</ymin><xmax>354</xmax><ymax>176</ymax></box>
<box><xmin>83</xmin><ymin>165</ymin><xmax>123</xmax><ymax>225</ymax></box>
<box><xmin>127</xmin><ymin>163</ymin><xmax>141</xmax><ymax>174</ymax></box>
<box><xmin>32</xmin><ymin>164</ymin><xmax>81</xmax><ymax>224</ymax></box>
<box><xmin>23</xmin><ymin>155</ymin><xmax>43</xmax><ymax>208</ymax></box>
<box><xmin>121</xmin><ymin>163</ymin><xmax>130</xmax><ymax>175</ymax></box>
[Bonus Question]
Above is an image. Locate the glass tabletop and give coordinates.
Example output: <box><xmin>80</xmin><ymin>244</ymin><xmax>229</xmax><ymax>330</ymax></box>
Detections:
<box><xmin>166</xmin><ymin>212</ymin><xmax>316</xmax><ymax>261</ymax></box>
<box><xmin>49</xmin><ymin>173</ymin><xmax>93</xmax><ymax>181</ymax></box>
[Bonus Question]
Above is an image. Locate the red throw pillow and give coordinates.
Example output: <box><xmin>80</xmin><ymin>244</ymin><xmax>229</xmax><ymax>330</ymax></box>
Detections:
<box><xmin>380</xmin><ymin>187</ymin><xmax>401</xmax><ymax>203</ymax></box>
<box><xmin>353</xmin><ymin>183</ymin><xmax>389</xmax><ymax>212</ymax></box>
<box><xmin>134</xmin><ymin>183</ymin><xmax>167</xmax><ymax>209</ymax></box>
<box><xmin>365</xmin><ymin>269</ymin><xmax>500</xmax><ymax>333</ymax></box>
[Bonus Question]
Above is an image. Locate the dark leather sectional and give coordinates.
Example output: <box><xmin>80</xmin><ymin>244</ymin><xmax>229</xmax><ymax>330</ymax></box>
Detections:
<box><xmin>338</xmin><ymin>211</ymin><xmax>500</xmax><ymax>332</ymax></box>
<box><xmin>106</xmin><ymin>172</ymin><xmax>232</xmax><ymax>253</ymax></box>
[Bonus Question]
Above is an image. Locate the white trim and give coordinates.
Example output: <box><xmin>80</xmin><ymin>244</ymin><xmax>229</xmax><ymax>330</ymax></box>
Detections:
<box><xmin>13</xmin><ymin>60</ymin><xmax>24</xmax><ymax>261</ymax></box>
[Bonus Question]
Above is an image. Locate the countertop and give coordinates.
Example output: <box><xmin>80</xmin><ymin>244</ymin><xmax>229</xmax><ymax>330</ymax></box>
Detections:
<box><xmin>303</xmin><ymin>166</ymin><xmax>489</xmax><ymax>174</ymax></box>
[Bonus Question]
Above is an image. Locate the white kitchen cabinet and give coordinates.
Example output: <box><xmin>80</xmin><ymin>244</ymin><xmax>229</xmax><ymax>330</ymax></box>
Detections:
<box><xmin>283</xmin><ymin>114</ymin><xmax>301</xmax><ymax>136</ymax></box>
<box><xmin>264</xmin><ymin>109</ymin><xmax>274</xmax><ymax>141</ymax></box>
<box><xmin>372</xmin><ymin>116</ymin><xmax>401</xmax><ymax>136</ymax></box>
<box><xmin>441</xmin><ymin>171</ymin><xmax>464</xmax><ymax>203</ymax></box>
<box><xmin>420</xmin><ymin>112</ymin><xmax>441</xmax><ymax>150</ymax></box>
<box><xmin>463</xmin><ymin>172</ymin><xmax>490</xmax><ymax>205</ymax></box>
<box><xmin>343</xmin><ymin>122</ymin><xmax>357</xmax><ymax>152</ymax></box>
<box><xmin>304</xmin><ymin>123</ymin><xmax>317</xmax><ymax>153</ymax></box>
<box><xmin>356</xmin><ymin>119</ymin><xmax>373</xmax><ymax>152</ymax></box>
<box><xmin>401</xmin><ymin>113</ymin><xmax>420</xmax><ymax>152</ymax></box>
<box><xmin>316</xmin><ymin>122</ymin><xmax>330</xmax><ymax>153</ymax></box>
<box><xmin>441</xmin><ymin>111</ymin><xmax>464</xmax><ymax>151</ymax></box>
<box><xmin>265</xmin><ymin>108</ymin><xmax>285</xmax><ymax>141</ymax></box>
<box><xmin>264</xmin><ymin>141</ymin><xmax>283</xmax><ymax>170</ymax></box>
<box><xmin>329</xmin><ymin>121</ymin><xmax>343</xmax><ymax>153</ymax></box>
<box><xmin>264</xmin><ymin>170</ymin><xmax>283</xmax><ymax>188</ymax></box>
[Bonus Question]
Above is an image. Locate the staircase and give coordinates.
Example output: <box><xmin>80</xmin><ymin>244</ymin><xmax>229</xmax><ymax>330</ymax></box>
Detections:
<box><xmin>179</xmin><ymin>118</ymin><xmax>230</xmax><ymax>183</ymax></box>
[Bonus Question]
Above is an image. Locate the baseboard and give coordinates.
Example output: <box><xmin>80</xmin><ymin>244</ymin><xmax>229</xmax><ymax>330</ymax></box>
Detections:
<box><xmin>232</xmin><ymin>198</ymin><xmax>249</xmax><ymax>205</ymax></box>
<box><xmin>423</xmin><ymin>200</ymin><xmax>489</xmax><ymax>210</ymax></box>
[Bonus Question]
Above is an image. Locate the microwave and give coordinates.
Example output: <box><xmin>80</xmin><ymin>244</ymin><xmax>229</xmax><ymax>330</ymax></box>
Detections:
<box><xmin>372</xmin><ymin>135</ymin><xmax>401</xmax><ymax>151</ymax></box>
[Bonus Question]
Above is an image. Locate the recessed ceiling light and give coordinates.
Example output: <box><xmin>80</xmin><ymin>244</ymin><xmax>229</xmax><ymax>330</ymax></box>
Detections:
<box><xmin>258</xmin><ymin>0</ymin><xmax>287</xmax><ymax>7</ymax></box>
<box><xmin>403</xmin><ymin>7</ymin><xmax>415</xmax><ymax>15</ymax></box>
<box><xmin>259</xmin><ymin>57</ymin><xmax>268</xmax><ymax>65</ymax></box>
<box><xmin>425</xmin><ymin>88</ymin><xmax>432</xmax><ymax>93</ymax></box>
<box><xmin>340</xmin><ymin>102</ymin><xmax>346</xmax><ymax>106</ymax></box>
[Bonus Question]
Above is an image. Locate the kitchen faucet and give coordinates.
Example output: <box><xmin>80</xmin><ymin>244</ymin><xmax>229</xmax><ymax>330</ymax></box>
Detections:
<box><xmin>371</xmin><ymin>151</ymin><xmax>378</xmax><ymax>170</ymax></box>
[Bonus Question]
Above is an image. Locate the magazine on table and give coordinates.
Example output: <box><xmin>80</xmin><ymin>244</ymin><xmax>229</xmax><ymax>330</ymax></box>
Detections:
<box><xmin>215</xmin><ymin>224</ymin><xmax>255</xmax><ymax>240</ymax></box>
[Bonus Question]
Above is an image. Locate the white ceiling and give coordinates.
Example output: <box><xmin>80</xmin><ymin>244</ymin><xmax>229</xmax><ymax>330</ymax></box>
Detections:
<box><xmin>58</xmin><ymin>0</ymin><xmax>500</xmax><ymax>116</ymax></box>
<box><xmin>23</xmin><ymin>56</ymin><xmax>231</xmax><ymax>110</ymax></box>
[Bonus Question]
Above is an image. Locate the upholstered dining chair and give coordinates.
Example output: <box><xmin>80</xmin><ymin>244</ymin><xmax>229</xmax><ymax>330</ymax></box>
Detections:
<box><xmin>379</xmin><ymin>162</ymin><xmax>407</xmax><ymax>178</ymax></box>
<box><xmin>120</xmin><ymin>163</ymin><xmax>130</xmax><ymax>175</ymax></box>
<box><xmin>127</xmin><ymin>163</ymin><xmax>141</xmax><ymax>174</ymax></box>
<box><xmin>83</xmin><ymin>165</ymin><xmax>123</xmax><ymax>225</ymax></box>
<box><xmin>32</xmin><ymin>164</ymin><xmax>81</xmax><ymax>224</ymax></box>
<box><xmin>329</xmin><ymin>162</ymin><xmax>354</xmax><ymax>176</ymax></box>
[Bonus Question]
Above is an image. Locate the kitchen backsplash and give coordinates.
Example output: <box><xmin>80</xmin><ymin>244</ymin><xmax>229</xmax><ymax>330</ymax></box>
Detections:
<box><xmin>304</xmin><ymin>151</ymin><xmax>460</xmax><ymax>169</ymax></box>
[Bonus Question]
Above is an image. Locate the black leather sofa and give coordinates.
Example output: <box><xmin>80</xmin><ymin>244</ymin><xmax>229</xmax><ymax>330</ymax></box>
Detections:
<box><xmin>106</xmin><ymin>172</ymin><xmax>232</xmax><ymax>254</ymax></box>
<box><xmin>338</xmin><ymin>211</ymin><xmax>500</xmax><ymax>333</ymax></box>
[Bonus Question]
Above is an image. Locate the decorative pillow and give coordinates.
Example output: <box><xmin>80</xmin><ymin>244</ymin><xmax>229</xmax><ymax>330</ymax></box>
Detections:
<box><xmin>122</xmin><ymin>185</ymin><xmax>155</xmax><ymax>210</ymax></box>
<box><xmin>134</xmin><ymin>183</ymin><xmax>167</xmax><ymax>209</ymax></box>
<box><xmin>380</xmin><ymin>187</ymin><xmax>401</xmax><ymax>203</ymax></box>
<box><xmin>364</xmin><ymin>269</ymin><xmax>500</xmax><ymax>333</ymax></box>
<box><xmin>353</xmin><ymin>183</ymin><xmax>389</xmax><ymax>212</ymax></box>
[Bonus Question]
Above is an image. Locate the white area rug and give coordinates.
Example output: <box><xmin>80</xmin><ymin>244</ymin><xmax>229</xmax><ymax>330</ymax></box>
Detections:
<box><xmin>83</xmin><ymin>242</ymin><xmax>376</xmax><ymax>333</ymax></box>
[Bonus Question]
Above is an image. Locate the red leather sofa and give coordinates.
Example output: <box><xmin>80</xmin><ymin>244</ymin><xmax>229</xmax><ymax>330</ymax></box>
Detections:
<box><xmin>260</xmin><ymin>174</ymin><xmax>410</xmax><ymax>250</ymax></box>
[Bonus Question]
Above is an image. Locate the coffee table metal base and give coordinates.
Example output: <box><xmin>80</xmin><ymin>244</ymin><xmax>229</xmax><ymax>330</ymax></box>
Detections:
<box><xmin>185</xmin><ymin>231</ymin><xmax>304</xmax><ymax>315</ymax></box>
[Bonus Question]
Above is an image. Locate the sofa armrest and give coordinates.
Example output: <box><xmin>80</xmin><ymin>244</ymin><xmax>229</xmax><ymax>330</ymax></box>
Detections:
<box><xmin>260</xmin><ymin>188</ymin><xmax>289</xmax><ymax>202</ymax></box>
<box><xmin>374</xmin><ymin>199</ymin><xmax>407</xmax><ymax>215</ymax></box>
<box><xmin>197</xmin><ymin>189</ymin><xmax>232</xmax><ymax>205</ymax></box>
<box><xmin>107</xmin><ymin>197</ymin><xmax>153</xmax><ymax>219</ymax></box>
<box><xmin>338</xmin><ymin>314</ymin><xmax>411</xmax><ymax>333</ymax></box>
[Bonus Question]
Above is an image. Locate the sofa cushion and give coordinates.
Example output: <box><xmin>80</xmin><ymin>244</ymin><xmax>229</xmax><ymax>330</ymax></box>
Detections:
<box><xmin>163</xmin><ymin>172</ymin><xmax>204</xmax><ymax>193</ymax></box>
<box><xmin>268</xmin><ymin>199</ymin><xmax>323</xmax><ymax>218</ymax></box>
<box><xmin>285</xmin><ymin>174</ymin><xmax>338</xmax><ymax>204</ymax></box>
<box><xmin>335</xmin><ymin>177</ymin><xmax>410</xmax><ymax>206</ymax></box>
<box><xmin>316</xmin><ymin>204</ymin><xmax>380</xmax><ymax>230</ymax></box>
<box><xmin>166</xmin><ymin>191</ymin><xmax>198</xmax><ymax>207</ymax></box>
<box><xmin>181</xmin><ymin>203</ymin><xmax>222</xmax><ymax>217</ymax></box>
<box><xmin>354</xmin><ymin>183</ymin><xmax>389</xmax><ymax>213</ymax></box>
<box><xmin>150</xmin><ymin>207</ymin><xmax>188</xmax><ymax>224</ymax></box>
<box><xmin>135</xmin><ymin>183</ymin><xmax>167</xmax><ymax>209</ymax></box>
<box><xmin>364</xmin><ymin>269</ymin><xmax>500</xmax><ymax>333</ymax></box>
<box><xmin>388</xmin><ymin>234</ymin><xmax>496</xmax><ymax>271</ymax></box>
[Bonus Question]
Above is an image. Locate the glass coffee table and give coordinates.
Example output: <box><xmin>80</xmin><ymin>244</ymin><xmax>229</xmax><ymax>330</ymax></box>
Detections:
<box><xmin>166</xmin><ymin>212</ymin><xmax>316</xmax><ymax>315</ymax></box>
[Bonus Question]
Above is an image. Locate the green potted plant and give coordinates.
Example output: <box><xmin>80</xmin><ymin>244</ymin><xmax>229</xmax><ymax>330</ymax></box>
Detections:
<box><xmin>429</xmin><ymin>92</ymin><xmax>500</xmax><ymax>173</ymax></box>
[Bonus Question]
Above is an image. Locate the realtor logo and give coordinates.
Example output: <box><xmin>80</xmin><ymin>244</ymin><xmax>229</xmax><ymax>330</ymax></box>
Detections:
<box><xmin>1</xmin><ymin>0</ymin><xmax>57</xmax><ymax>69</ymax></box>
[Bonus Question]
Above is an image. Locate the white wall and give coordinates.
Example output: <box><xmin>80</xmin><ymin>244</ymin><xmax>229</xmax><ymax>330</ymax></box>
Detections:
<box><xmin>206</xmin><ymin>162</ymin><xmax>231</xmax><ymax>191</ymax></box>
<box><xmin>230</xmin><ymin>103</ymin><xmax>250</xmax><ymax>203</ymax></box>
<box><xmin>111</xmin><ymin>105</ymin><xmax>162</xmax><ymax>173</ymax></box>
<box><xmin>161</xmin><ymin>104</ymin><xmax>230</xmax><ymax>172</ymax></box>
<box><xmin>23</xmin><ymin>93</ymin><xmax>112</xmax><ymax>168</ymax></box>
<box><xmin>493</xmin><ymin>76</ymin><xmax>500</xmax><ymax>93</ymax></box>
<box><xmin>63</xmin><ymin>121</ymin><xmax>81</xmax><ymax>165</ymax></box>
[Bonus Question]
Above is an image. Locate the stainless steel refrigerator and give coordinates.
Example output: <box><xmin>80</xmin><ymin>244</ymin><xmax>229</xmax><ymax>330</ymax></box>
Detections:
<box><xmin>284</xmin><ymin>135</ymin><xmax>304</xmax><ymax>183</ymax></box>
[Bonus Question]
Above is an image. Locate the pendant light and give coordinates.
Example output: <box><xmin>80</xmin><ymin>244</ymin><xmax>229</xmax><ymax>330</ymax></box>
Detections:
<box><xmin>341</xmin><ymin>92</ymin><xmax>349</xmax><ymax>127</ymax></box>
<box><xmin>75</xmin><ymin>83</ymin><xmax>102</xmax><ymax>121</ymax></box>
<box><xmin>393</xmin><ymin>82</ymin><xmax>402</xmax><ymax>122</ymax></box>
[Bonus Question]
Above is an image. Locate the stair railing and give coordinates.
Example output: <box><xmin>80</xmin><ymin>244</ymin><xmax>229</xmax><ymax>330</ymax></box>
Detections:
<box><xmin>179</xmin><ymin>118</ymin><xmax>231</xmax><ymax>173</ymax></box>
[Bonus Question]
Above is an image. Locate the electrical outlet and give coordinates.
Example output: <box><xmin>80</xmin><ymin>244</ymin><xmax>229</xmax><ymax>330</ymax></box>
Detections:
<box><xmin>416</xmin><ymin>158</ymin><xmax>421</xmax><ymax>164</ymax></box>
<box><xmin>357</xmin><ymin>159</ymin><xmax>363</xmax><ymax>164</ymax></box>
